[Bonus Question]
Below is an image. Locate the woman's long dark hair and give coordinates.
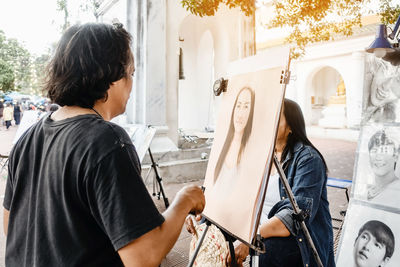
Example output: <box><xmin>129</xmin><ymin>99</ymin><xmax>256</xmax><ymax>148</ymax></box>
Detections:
<box><xmin>213</xmin><ymin>87</ymin><xmax>255</xmax><ymax>183</ymax></box>
<box><xmin>282</xmin><ymin>99</ymin><xmax>328</xmax><ymax>173</ymax></box>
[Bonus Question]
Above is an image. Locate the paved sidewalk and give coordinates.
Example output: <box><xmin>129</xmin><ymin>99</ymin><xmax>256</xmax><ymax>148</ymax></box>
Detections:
<box><xmin>0</xmin><ymin>125</ymin><xmax>357</xmax><ymax>267</ymax></box>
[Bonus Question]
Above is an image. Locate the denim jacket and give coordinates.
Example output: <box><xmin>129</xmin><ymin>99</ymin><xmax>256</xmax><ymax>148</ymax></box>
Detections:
<box><xmin>268</xmin><ymin>142</ymin><xmax>335</xmax><ymax>267</ymax></box>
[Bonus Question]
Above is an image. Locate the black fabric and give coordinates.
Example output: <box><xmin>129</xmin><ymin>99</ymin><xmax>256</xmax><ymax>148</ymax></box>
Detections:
<box><xmin>4</xmin><ymin>114</ymin><xmax>165</xmax><ymax>267</ymax></box>
<box><xmin>227</xmin><ymin>238</ymin><xmax>238</xmax><ymax>267</ymax></box>
<box><xmin>257</xmin><ymin>237</ymin><xmax>303</xmax><ymax>267</ymax></box>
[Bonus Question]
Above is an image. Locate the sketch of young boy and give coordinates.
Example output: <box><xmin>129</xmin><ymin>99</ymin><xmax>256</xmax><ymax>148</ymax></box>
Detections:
<box><xmin>367</xmin><ymin>130</ymin><xmax>400</xmax><ymax>201</ymax></box>
<box><xmin>353</xmin><ymin>220</ymin><xmax>395</xmax><ymax>267</ymax></box>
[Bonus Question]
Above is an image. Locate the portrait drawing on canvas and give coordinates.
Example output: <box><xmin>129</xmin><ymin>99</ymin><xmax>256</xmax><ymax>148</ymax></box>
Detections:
<box><xmin>202</xmin><ymin>67</ymin><xmax>284</xmax><ymax>244</ymax></box>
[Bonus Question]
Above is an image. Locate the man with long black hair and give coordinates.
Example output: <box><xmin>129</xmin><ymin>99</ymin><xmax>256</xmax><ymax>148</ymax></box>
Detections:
<box><xmin>3</xmin><ymin>23</ymin><xmax>205</xmax><ymax>266</ymax></box>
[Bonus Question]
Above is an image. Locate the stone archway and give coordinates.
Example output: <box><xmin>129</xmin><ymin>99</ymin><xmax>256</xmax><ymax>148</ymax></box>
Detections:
<box><xmin>310</xmin><ymin>66</ymin><xmax>347</xmax><ymax>128</ymax></box>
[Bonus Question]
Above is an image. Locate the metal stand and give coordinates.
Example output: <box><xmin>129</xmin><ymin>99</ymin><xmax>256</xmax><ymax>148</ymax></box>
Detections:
<box><xmin>273</xmin><ymin>155</ymin><xmax>323</xmax><ymax>267</ymax></box>
<box><xmin>249</xmin><ymin>234</ymin><xmax>263</xmax><ymax>267</ymax></box>
<box><xmin>147</xmin><ymin>148</ymin><xmax>169</xmax><ymax>209</ymax></box>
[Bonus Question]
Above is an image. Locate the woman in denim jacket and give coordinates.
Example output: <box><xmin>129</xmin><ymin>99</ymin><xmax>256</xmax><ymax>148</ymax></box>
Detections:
<box><xmin>233</xmin><ymin>98</ymin><xmax>335</xmax><ymax>267</ymax></box>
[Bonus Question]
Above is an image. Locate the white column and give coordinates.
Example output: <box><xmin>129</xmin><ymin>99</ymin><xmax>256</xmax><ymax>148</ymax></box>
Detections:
<box><xmin>165</xmin><ymin>2</ymin><xmax>182</xmax><ymax>145</ymax></box>
<box><xmin>346</xmin><ymin>52</ymin><xmax>365</xmax><ymax>128</ymax></box>
<box><xmin>146</xmin><ymin>0</ymin><xmax>167</xmax><ymax>126</ymax></box>
<box><xmin>126</xmin><ymin>0</ymin><xmax>147</xmax><ymax>124</ymax></box>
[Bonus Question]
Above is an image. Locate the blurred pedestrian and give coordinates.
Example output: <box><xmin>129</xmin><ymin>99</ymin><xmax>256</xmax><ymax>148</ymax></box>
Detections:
<box><xmin>0</xmin><ymin>99</ymin><xmax>4</xmax><ymax>126</ymax></box>
<box><xmin>13</xmin><ymin>102</ymin><xmax>22</xmax><ymax>125</ymax></box>
<box><xmin>3</xmin><ymin>103</ymin><xmax>13</xmax><ymax>130</ymax></box>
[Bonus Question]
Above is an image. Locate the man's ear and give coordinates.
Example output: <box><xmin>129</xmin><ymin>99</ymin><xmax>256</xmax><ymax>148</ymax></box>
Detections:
<box><xmin>102</xmin><ymin>92</ymin><xmax>108</xmax><ymax>103</ymax></box>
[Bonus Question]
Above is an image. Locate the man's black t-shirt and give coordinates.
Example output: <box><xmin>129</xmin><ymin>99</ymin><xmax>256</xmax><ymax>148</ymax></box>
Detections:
<box><xmin>3</xmin><ymin>114</ymin><xmax>165</xmax><ymax>266</ymax></box>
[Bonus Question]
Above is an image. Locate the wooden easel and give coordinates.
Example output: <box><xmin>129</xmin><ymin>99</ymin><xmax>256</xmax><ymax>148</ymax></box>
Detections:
<box><xmin>188</xmin><ymin>55</ymin><xmax>323</xmax><ymax>267</ymax></box>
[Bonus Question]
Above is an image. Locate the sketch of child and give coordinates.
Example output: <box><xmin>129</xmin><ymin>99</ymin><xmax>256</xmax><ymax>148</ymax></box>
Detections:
<box><xmin>353</xmin><ymin>220</ymin><xmax>395</xmax><ymax>267</ymax></box>
<box><xmin>366</xmin><ymin>130</ymin><xmax>400</xmax><ymax>201</ymax></box>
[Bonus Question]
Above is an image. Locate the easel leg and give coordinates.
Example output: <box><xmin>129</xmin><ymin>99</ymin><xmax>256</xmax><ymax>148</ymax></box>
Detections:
<box><xmin>225</xmin><ymin>234</ymin><xmax>238</xmax><ymax>267</ymax></box>
<box><xmin>251</xmin><ymin>256</ymin><xmax>259</xmax><ymax>267</ymax></box>
<box><xmin>250</xmin><ymin>234</ymin><xmax>263</xmax><ymax>267</ymax></box>
<box><xmin>148</xmin><ymin>148</ymin><xmax>169</xmax><ymax>209</ymax></box>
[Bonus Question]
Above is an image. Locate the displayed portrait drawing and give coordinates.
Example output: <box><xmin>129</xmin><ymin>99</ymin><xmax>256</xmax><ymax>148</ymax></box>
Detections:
<box><xmin>129</xmin><ymin>125</ymin><xmax>157</xmax><ymax>163</ymax></box>
<box><xmin>336</xmin><ymin>203</ymin><xmax>399</xmax><ymax>267</ymax></box>
<box><xmin>353</xmin><ymin>125</ymin><xmax>400</xmax><ymax>208</ymax></box>
<box><xmin>362</xmin><ymin>54</ymin><xmax>400</xmax><ymax>123</ymax></box>
<box><xmin>202</xmin><ymin>67</ymin><xmax>284</xmax><ymax>244</ymax></box>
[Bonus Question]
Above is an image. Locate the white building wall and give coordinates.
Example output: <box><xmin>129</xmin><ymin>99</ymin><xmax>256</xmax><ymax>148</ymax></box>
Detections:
<box><xmin>165</xmin><ymin>2</ymin><xmax>188</xmax><ymax>144</ymax></box>
<box><xmin>178</xmin><ymin>30</ymin><xmax>215</xmax><ymax>130</ymax></box>
<box><xmin>291</xmin><ymin>35</ymin><xmax>374</xmax><ymax>128</ymax></box>
<box><xmin>254</xmin><ymin>1</ymin><xmax>378</xmax><ymax>129</ymax></box>
<box><xmin>101</xmin><ymin>1</ymin><xmax>254</xmax><ymax>145</ymax></box>
<box><xmin>171</xmin><ymin>4</ymin><xmax>254</xmax><ymax>136</ymax></box>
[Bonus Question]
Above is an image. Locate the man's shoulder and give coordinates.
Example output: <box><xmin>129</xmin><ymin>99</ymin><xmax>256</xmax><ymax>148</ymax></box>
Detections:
<box><xmin>72</xmin><ymin>119</ymin><xmax>135</xmax><ymax>163</ymax></box>
<box><xmin>55</xmin><ymin>115</ymin><xmax>132</xmax><ymax>147</ymax></box>
<box><xmin>89</xmin><ymin>119</ymin><xmax>132</xmax><ymax>145</ymax></box>
<box><xmin>13</xmin><ymin>115</ymin><xmax>133</xmax><ymax>161</ymax></box>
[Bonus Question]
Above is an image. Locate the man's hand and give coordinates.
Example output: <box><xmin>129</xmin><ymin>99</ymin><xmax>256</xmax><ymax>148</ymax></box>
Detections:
<box><xmin>226</xmin><ymin>241</ymin><xmax>249</xmax><ymax>267</ymax></box>
<box><xmin>174</xmin><ymin>185</ymin><xmax>205</xmax><ymax>215</ymax></box>
<box><xmin>185</xmin><ymin>215</ymin><xmax>202</xmax><ymax>235</ymax></box>
<box><xmin>117</xmin><ymin>185</ymin><xmax>205</xmax><ymax>266</ymax></box>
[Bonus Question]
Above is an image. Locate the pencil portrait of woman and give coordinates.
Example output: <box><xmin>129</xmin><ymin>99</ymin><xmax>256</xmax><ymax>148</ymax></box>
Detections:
<box><xmin>201</xmin><ymin>66</ymin><xmax>286</xmax><ymax>243</ymax></box>
<box><xmin>211</xmin><ymin>86</ymin><xmax>255</xmax><ymax>197</ymax></box>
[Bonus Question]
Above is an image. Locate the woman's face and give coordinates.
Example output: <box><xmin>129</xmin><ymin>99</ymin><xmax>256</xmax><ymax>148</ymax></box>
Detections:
<box><xmin>277</xmin><ymin>108</ymin><xmax>291</xmax><ymax>142</ymax></box>
<box><xmin>233</xmin><ymin>89</ymin><xmax>252</xmax><ymax>134</ymax></box>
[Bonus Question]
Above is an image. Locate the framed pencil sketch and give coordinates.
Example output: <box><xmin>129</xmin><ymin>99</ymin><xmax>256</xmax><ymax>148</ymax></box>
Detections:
<box><xmin>336</xmin><ymin>202</ymin><xmax>400</xmax><ymax>267</ymax></box>
<box><xmin>362</xmin><ymin>54</ymin><xmax>400</xmax><ymax>123</ymax></box>
<box><xmin>202</xmin><ymin>66</ymin><xmax>285</xmax><ymax>245</ymax></box>
<box><xmin>124</xmin><ymin>125</ymin><xmax>157</xmax><ymax>163</ymax></box>
<box><xmin>352</xmin><ymin>124</ymin><xmax>400</xmax><ymax>209</ymax></box>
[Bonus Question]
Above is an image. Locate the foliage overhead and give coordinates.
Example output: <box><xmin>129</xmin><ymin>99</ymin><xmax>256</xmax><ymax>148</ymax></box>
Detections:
<box><xmin>0</xmin><ymin>60</ymin><xmax>15</xmax><ymax>93</ymax></box>
<box><xmin>181</xmin><ymin>0</ymin><xmax>400</xmax><ymax>58</ymax></box>
<box><xmin>269</xmin><ymin>0</ymin><xmax>364</xmax><ymax>58</ymax></box>
<box><xmin>378</xmin><ymin>0</ymin><xmax>400</xmax><ymax>25</ymax></box>
<box><xmin>181</xmin><ymin>0</ymin><xmax>255</xmax><ymax>17</ymax></box>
